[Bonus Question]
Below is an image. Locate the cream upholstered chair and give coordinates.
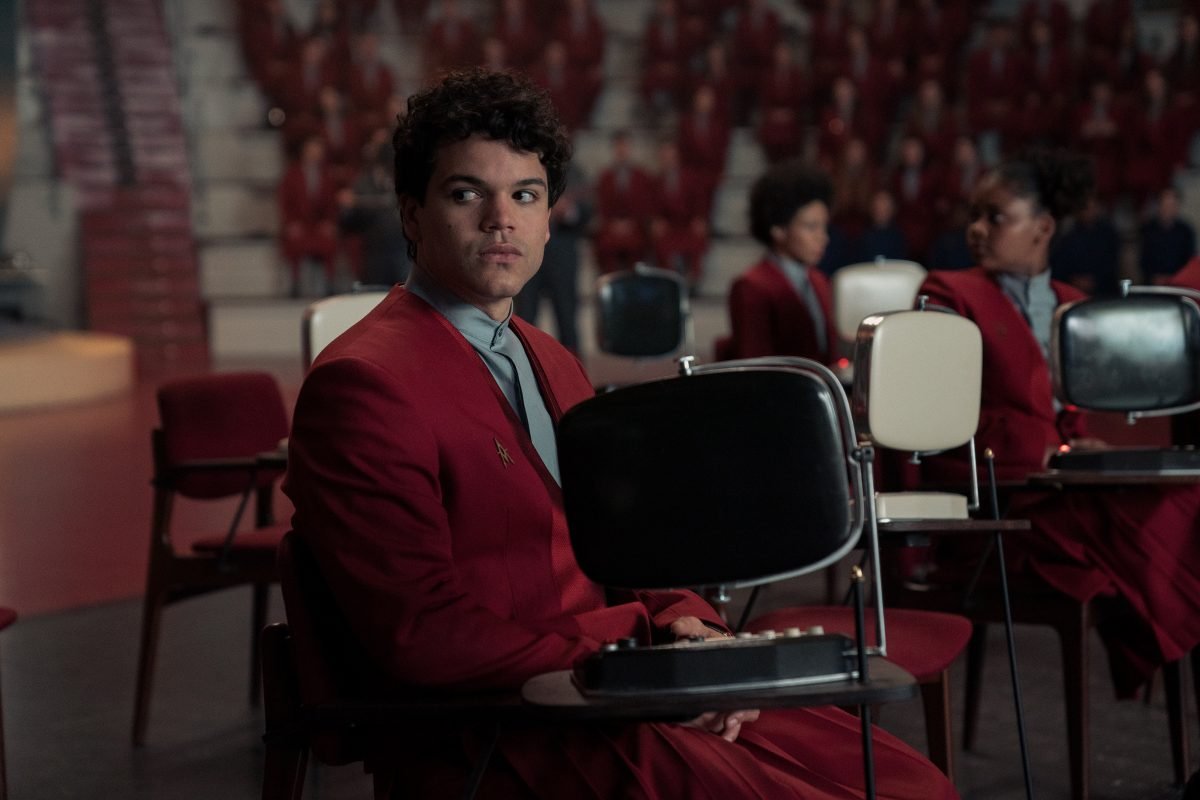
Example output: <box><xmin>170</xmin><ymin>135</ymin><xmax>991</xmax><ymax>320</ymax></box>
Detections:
<box><xmin>852</xmin><ymin>307</ymin><xmax>983</xmax><ymax>520</ymax></box>
<box><xmin>747</xmin><ymin>309</ymin><xmax>983</xmax><ymax>781</ymax></box>
<box><xmin>301</xmin><ymin>290</ymin><xmax>389</xmax><ymax>366</ymax></box>
<box><xmin>830</xmin><ymin>260</ymin><xmax>926</xmax><ymax>382</ymax></box>
<box><xmin>832</xmin><ymin>260</ymin><xmax>926</xmax><ymax>343</ymax></box>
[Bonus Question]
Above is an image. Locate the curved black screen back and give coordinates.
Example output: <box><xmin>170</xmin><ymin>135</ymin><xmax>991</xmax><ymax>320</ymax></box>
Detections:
<box><xmin>558</xmin><ymin>369</ymin><xmax>856</xmax><ymax>589</ymax></box>
<box><xmin>597</xmin><ymin>274</ymin><xmax>684</xmax><ymax>357</ymax></box>
<box><xmin>1056</xmin><ymin>295</ymin><xmax>1200</xmax><ymax>412</ymax></box>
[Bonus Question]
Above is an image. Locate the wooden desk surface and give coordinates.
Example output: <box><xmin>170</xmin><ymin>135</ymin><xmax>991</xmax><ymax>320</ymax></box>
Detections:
<box><xmin>1028</xmin><ymin>470</ymin><xmax>1200</xmax><ymax>486</ymax></box>
<box><xmin>520</xmin><ymin>657</ymin><xmax>916</xmax><ymax>720</ymax></box>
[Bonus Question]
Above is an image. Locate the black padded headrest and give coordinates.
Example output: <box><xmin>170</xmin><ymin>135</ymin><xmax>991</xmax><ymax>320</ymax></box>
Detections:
<box><xmin>558</xmin><ymin>368</ymin><xmax>859</xmax><ymax>590</ymax></box>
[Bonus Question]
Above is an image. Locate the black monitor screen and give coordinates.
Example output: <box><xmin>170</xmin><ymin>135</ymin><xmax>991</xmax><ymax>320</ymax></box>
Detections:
<box><xmin>1055</xmin><ymin>295</ymin><xmax>1200</xmax><ymax>412</ymax></box>
<box><xmin>598</xmin><ymin>275</ymin><xmax>684</xmax><ymax>357</ymax></box>
<box><xmin>558</xmin><ymin>369</ymin><xmax>857</xmax><ymax>589</ymax></box>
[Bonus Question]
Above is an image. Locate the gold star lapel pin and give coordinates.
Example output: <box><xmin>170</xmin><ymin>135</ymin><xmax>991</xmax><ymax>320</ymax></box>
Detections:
<box><xmin>494</xmin><ymin>437</ymin><xmax>514</xmax><ymax>467</ymax></box>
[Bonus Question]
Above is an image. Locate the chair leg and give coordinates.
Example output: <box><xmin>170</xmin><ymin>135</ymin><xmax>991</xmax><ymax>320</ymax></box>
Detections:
<box><xmin>1059</xmin><ymin>606</ymin><xmax>1090</xmax><ymax>800</ymax></box>
<box><xmin>0</xmin><ymin>646</ymin><xmax>8</xmax><ymax>800</ymax></box>
<box><xmin>1165</xmin><ymin>658</ymin><xmax>1192</xmax><ymax>786</ymax></box>
<box><xmin>1193</xmin><ymin>647</ymin><xmax>1200</xmax><ymax>742</ymax></box>
<box><xmin>920</xmin><ymin>670</ymin><xmax>955</xmax><ymax>782</ymax></box>
<box><xmin>261</xmin><ymin>624</ymin><xmax>308</xmax><ymax>800</ymax></box>
<box><xmin>962</xmin><ymin>623</ymin><xmax>988</xmax><ymax>752</ymax></box>
<box><xmin>132</xmin><ymin>588</ymin><xmax>166</xmax><ymax>747</ymax></box>
<box><xmin>251</xmin><ymin>582</ymin><xmax>270</xmax><ymax>707</ymax></box>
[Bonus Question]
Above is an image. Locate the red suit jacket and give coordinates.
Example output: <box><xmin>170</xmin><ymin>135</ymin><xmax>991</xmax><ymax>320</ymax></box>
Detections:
<box><xmin>726</xmin><ymin>256</ymin><xmax>836</xmax><ymax>363</ymax></box>
<box><xmin>918</xmin><ymin>268</ymin><xmax>1200</xmax><ymax>695</ymax></box>
<box><xmin>919</xmin><ymin>268</ymin><xmax>1087</xmax><ymax>482</ymax></box>
<box><xmin>286</xmin><ymin>286</ymin><xmax>956</xmax><ymax>798</ymax></box>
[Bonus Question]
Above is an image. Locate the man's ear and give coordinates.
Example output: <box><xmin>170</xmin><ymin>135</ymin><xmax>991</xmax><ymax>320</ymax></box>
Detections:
<box><xmin>399</xmin><ymin>196</ymin><xmax>421</xmax><ymax>244</ymax></box>
<box><xmin>545</xmin><ymin>205</ymin><xmax>552</xmax><ymax>244</ymax></box>
<box><xmin>1035</xmin><ymin>212</ymin><xmax>1056</xmax><ymax>244</ymax></box>
<box><xmin>769</xmin><ymin>224</ymin><xmax>785</xmax><ymax>248</ymax></box>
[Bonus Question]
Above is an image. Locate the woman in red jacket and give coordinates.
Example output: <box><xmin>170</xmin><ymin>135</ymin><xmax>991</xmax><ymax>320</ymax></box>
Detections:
<box><xmin>918</xmin><ymin>150</ymin><xmax>1200</xmax><ymax>696</ymax></box>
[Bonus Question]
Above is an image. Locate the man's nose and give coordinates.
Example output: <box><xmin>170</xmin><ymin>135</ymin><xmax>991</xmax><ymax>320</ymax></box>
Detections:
<box><xmin>482</xmin><ymin>196</ymin><xmax>516</xmax><ymax>230</ymax></box>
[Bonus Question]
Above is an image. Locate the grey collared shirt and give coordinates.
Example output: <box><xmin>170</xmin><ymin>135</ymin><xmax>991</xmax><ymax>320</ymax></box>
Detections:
<box><xmin>406</xmin><ymin>269</ymin><xmax>561</xmax><ymax>483</ymax></box>
<box><xmin>997</xmin><ymin>269</ymin><xmax>1060</xmax><ymax>408</ymax></box>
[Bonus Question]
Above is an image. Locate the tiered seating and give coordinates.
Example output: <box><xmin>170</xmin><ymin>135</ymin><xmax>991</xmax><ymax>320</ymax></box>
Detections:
<box><xmin>26</xmin><ymin>0</ymin><xmax>208</xmax><ymax>376</ymax></box>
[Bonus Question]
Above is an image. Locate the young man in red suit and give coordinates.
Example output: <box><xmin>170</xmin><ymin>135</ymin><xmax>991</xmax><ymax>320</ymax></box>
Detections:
<box><xmin>284</xmin><ymin>68</ymin><xmax>956</xmax><ymax>799</ymax></box>
<box><xmin>720</xmin><ymin>160</ymin><xmax>838</xmax><ymax>362</ymax></box>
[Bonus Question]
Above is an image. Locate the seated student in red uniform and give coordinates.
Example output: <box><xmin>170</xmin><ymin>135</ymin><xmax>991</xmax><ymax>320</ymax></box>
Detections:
<box><xmin>278</xmin><ymin>134</ymin><xmax>342</xmax><ymax>296</ymax></box>
<box><xmin>344</xmin><ymin>31</ymin><xmax>396</xmax><ymax>133</ymax></box>
<box><xmin>284</xmin><ymin>67</ymin><xmax>958</xmax><ymax>800</ymax></box>
<box><xmin>720</xmin><ymin>160</ymin><xmax>838</xmax><ymax>363</ymax></box>
<box><xmin>592</xmin><ymin>130</ymin><xmax>656</xmax><ymax>274</ymax></box>
<box><xmin>888</xmin><ymin>135</ymin><xmax>942</xmax><ymax>261</ymax></box>
<box><xmin>422</xmin><ymin>0</ymin><xmax>481</xmax><ymax>82</ymax></box>
<box><xmin>917</xmin><ymin>149</ymin><xmax>1200</xmax><ymax>699</ymax></box>
<box><xmin>649</xmin><ymin>139</ymin><xmax>710</xmax><ymax>287</ymax></box>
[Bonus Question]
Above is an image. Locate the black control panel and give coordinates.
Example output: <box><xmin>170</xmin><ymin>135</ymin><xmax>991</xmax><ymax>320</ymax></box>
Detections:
<box><xmin>573</xmin><ymin>629</ymin><xmax>859</xmax><ymax>696</ymax></box>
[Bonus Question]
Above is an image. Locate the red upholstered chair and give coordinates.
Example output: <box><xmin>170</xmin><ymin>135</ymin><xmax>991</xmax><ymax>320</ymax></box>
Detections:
<box><xmin>0</xmin><ymin>607</ymin><xmax>14</xmax><ymax>800</ymax></box>
<box><xmin>262</xmin><ymin>532</ymin><xmax>521</xmax><ymax>800</ymax></box>
<box><xmin>132</xmin><ymin>371</ymin><xmax>290</xmax><ymax>746</ymax></box>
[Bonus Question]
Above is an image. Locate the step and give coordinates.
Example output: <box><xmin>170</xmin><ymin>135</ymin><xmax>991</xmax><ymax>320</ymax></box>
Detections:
<box><xmin>208</xmin><ymin>298</ymin><xmax>311</xmax><ymax>360</ymax></box>
<box><xmin>725</xmin><ymin>128</ymin><xmax>767</xmax><ymax>180</ymax></box>
<box><xmin>589</xmin><ymin>82</ymin><xmax>638</xmax><ymax>133</ymax></box>
<box><xmin>187</xmin><ymin>81</ymin><xmax>269</xmax><ymax>131</ymax></box>
<box><xmin>199</xmin><ymin>239</ymin><xmax>287</xmax><ymax>298</ymax></box>
<box><xmin>699</xmin><ymin>236</ymin><xmax>763</xmax><ymax>297</ymax></box>
<box><xmin>711</xmin><ymin>175</ymin><xmax>753</xmax><ymax>238</ymax></box>
<box><xmin>192</xmin><ymin>183</ymin><xmax>278</xmax><ymax>239</ymax></box>
<box><xmin>594</xmin><ymin>0</ymin><xmax>653</xmax><ymax>39</ymax></box>
<box><xmin>193</xmin><ymin>128</ymin><xmax>282</xmax><ymax>182</ymax></box>
<box><xmin>164</xmin><ymin>0</ymin><xmax>236</xmax><ymax>35</ymax></box>
<box><xmin>181</xmin><ymin>37</ymin><xmax>248</xmax><ymax>80</ymax></box>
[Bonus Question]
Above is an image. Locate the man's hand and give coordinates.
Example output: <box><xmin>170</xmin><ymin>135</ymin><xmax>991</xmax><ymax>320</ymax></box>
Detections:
<box><xmin>667</xmin><ymin>617</ymin><xmax>759</xmax><ymax>743</ymax></box>
<box><xmin>669</xmin><ymin>616</ymin><xmax>728</xmax><ymax>640</ymax></box>
<box><xmin>681</xmin><ymin>709</ymin><xmax>762</xmax><ymax>743</ymax></box>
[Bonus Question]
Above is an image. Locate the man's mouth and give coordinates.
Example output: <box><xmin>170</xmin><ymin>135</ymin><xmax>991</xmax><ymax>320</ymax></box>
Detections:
<box><xmin>480</xmin><ymin>244</ymin><xmax>522</xmax><ymax>260</ymax></box>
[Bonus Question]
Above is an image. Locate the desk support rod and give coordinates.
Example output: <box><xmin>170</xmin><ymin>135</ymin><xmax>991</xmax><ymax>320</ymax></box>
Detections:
<box><xmin>986</xmin><ymin>449</ymin><xmax>1035</xmax><ymax>800</ymax></box>
<box><xmin>858</xmin><ymin>446</ymin><xmax>887</xmax><ymax>656</ymax></box>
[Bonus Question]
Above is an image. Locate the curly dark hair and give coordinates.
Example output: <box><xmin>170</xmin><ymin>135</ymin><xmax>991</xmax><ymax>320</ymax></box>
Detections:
<box><xmin>994</xmin><ymin>149</ymin><xmax>1095</xmax><ymax>221</ymax></box>
<box><xmin>393</xmin><ymin>68</ymin><xmax>572</xmax><ymax>208</ymax></box>
<box><xmin>748</xmin><ymin>159</ymin><xmax>834</xmax><ymax>247</ymax></box>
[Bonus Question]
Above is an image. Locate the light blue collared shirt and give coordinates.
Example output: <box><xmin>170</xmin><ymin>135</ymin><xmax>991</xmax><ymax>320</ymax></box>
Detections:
<box><xmin>406</xmin><ymin>269</ymin><xmax>560</xmax><ymax>483</ymax></box>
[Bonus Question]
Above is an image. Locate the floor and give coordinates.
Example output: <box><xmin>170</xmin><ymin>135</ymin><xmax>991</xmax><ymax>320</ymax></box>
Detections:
<box><xmin>0</xmin><ymin>353</ymin><xmax>1195</xmax><ymax>799</ymax></box>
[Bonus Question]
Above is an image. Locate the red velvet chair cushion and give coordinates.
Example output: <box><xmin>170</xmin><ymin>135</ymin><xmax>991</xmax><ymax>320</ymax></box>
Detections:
<box><xmin>0</xmin><ymin>607</ymin><xmax>16</xmax><ymax>631</ymax></box>
<box><xmin>745</xmin><ymin>606</ymin><xmax>972</xmax><ymax>681</ymax></box>
<box><xmin>157</xmin><ymin>372</ymin><xmax>289</xmax><ymax>499</ymax></box>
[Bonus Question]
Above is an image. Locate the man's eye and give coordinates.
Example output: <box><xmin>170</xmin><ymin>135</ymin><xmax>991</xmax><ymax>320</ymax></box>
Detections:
<box><xmin>514</xmin><ymin>189</ymin><xmax>538</xmax><ymax>203</ymax></box>
<box><xmin>451</xmin><ymin>188</ymin><xmax>481</xmax><ymax>202</ymax></box>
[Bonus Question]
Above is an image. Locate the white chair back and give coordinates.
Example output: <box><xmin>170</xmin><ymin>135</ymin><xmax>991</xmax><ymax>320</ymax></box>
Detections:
<box><xmin>853</xmin><ymin>309</ymin><xmax>983</xmax><ymax>519</ymax></box>
<box><xmin>302</xmin><ymin>291</ymin><xmax>389</xmax><ymax>366</ymax></box>
<box><xmin>832</xmin><ymin>260</ymin><xmax>927</xmax><ymax>343</ymax></box>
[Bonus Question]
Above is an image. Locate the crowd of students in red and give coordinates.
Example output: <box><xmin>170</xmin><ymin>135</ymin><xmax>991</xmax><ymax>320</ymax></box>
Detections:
<box><xmin>234</xmin><ymin>0</ymin><xmax>1200</xmax><ymax>294</ymax></box>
